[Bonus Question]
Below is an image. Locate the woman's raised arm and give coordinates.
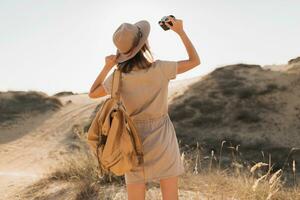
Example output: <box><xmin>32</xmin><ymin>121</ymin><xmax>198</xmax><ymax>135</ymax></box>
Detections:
<box><xmin>163</xmin><ymin>17</ymin><xmax>201</xmax><ymax>74</ymax></box>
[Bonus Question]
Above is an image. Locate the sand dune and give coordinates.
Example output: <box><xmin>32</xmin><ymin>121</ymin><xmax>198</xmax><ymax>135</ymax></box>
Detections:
<box><xmin>170</xmin><ymin>57</ymin><xmax>300</xmax><ymax>168</ymax></box>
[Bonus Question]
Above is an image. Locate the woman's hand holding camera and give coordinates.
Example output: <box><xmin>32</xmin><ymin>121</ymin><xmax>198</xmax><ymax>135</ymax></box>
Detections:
<box><xmin>164</xmin><ymin>17</ymin><xmax>184</xmax><ymax>34</ymax></box>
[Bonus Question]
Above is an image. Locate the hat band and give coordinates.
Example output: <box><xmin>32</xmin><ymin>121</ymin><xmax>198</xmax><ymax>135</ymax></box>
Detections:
<box><xmin>123</xmin><ymin>26</ymin><xmax>143</xmax><ymax>55</ymax></box>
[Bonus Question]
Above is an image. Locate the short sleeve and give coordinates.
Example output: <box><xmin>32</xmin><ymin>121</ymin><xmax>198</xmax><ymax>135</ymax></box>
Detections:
<box><xmin>102</xmin><ymin>72</ymin><xmax>113</xmax><ymax>94</ymax></box>
<box><xmin>158</xmin><ymin>59</ymin><xmax>178</xmax><ymax>80</ymax></box>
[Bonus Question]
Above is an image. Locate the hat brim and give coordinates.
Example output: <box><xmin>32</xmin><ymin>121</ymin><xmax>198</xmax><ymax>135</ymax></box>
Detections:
<box><xmin>115</xmin><ymin>20</ymin><xmax>150</xmax><ymax>63</ymax></box>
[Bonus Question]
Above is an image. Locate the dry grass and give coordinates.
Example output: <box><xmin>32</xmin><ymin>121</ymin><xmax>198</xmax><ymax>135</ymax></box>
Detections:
<box><xmin>179</xmin><ymin>140</ymin><xmax>300</xmax><ymax>200</ymax></box>
<box><xmin>179</xmin><ymin>169</ymin><xmax>300</xmax><ymax>200</ymax></box>
<box><xmin>17</xmin><ymin>135</ymin><xmax>300</xmax><ymax>200</ymax></box>
<box><xmin>18</xmin><ymin>148</ymin><xmax>124</xmax><ymax>200</ymax></box>
<box><xmin>176</xmin><ymin>141</ymin><xmax>300</xmax><ymax>200</ymax></box>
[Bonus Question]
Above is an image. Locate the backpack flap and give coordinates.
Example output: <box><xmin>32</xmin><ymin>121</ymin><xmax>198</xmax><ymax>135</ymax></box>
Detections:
<box><xmin>101</xmin><ymin>109</ymin><xmax>137</xmax><ymax>174</ymax></box>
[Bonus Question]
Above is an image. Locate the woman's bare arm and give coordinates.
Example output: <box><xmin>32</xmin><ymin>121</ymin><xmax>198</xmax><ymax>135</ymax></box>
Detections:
<box><xmin>88</xmin><ymin>55</ymin><xmax>117</xmax><ymax>98</ymax></box>
<box><xmin>176</xmin><ymin>29</ymin><xmax>201</xmax><ymax>74</ymax></box>
<box><xmin>164</xmin><ymin>17</ymin><xmax>201</xmax><ymax>74</ymax></box>
<box><xmin>88</xmin><ymin>65</ymin><xmax>110</xmax><ymax>98</ymax></box>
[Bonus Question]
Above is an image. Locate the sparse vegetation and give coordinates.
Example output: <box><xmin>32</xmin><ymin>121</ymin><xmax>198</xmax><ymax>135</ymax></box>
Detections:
<box><xmin>18</xmin><ymin>137</ymin><xmax>300</xmax><ymax>200</ymax></box>
<box><xmin>189</xmin><ymin>98</ymin><xmax>225</xmax><ymax>113</ymax></box>
<box><xmin>257</xmin><ymin>83</ymin><xmax>287</xmax><ymax>95</ymax></box>
<box><xmin>0</xmin><ymin>91</ymin><xmax>62</xmax><ymax>124</ymax></box>
<box><xmin>189</xmin><ymin>115</ymin><xmax>223</xmax><ymax>127</ymax></box>
<box><xmin>235</xmin><ymin>109</ymin><xmax>261</xmax><ymax>123</ymax></box>
<box><xmin>169</xmin><ymin>105</ymin><xmax>196</xmax><ymax>120</ymax></box>
<box><xmin>237</xmin><ymin>86</ymin><xmax>257</xmax><ymax>99</ymax></box>
<box><xmin>169</xmin><ymin>62</ymin><xmax>300</xmax><ymax>170</ymax></box>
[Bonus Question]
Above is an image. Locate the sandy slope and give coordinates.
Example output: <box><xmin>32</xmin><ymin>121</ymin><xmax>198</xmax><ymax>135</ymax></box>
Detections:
<box><xmin>0</xmin><ymin>77</ymin><xmax>199</xmax><ymax>199</ymax></box>
<box><xmin>0</xmin><ymin>94</ymin><xmax>101</xmax><ymax>199</ymax></box>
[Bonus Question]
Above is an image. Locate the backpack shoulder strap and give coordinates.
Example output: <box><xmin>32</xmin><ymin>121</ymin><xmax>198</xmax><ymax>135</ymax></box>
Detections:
<box><xmin>111</xmin><ymin>68</ymin><xmax>122</xmax><ymax>102</ymax></box>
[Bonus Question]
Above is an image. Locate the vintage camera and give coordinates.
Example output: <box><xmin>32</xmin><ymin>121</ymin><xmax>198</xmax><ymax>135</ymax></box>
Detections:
<box><xmin>158</xmin><ymin>15</ymin><xmax>176</xmax><ymax>31</ymax></box>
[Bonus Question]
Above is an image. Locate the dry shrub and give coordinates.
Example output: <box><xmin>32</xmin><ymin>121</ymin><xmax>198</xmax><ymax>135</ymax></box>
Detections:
<box><xmin>53</xmin><ymin>91</ymin><xmax>75</xmax><ymax>97</ymax></box>
<box><xmin>19</xmin><ymin>138</ymin><xmax>300</xmax><ymax>200</ymax></box>
<box><xmin>235</xmin><ymin>109</ymin><xmax>261</xmax><ymax>123</ymax></box>
<box><xmin>169</xmin><ymin>105</ymin><xmax>196</xmax><ymax>121</ymax></box>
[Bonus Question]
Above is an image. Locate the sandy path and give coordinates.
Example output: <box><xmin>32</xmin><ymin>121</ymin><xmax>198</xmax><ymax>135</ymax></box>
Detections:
<box><xmin>0</xmin><ymin>77</ymin><xmax>200</xmax><ymax>199</ymax></box>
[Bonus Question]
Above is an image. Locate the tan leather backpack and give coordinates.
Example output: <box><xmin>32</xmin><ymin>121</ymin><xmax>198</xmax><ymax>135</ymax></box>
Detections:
<box><xmin>87</xmin><ymin>67</ymin><xmax>145</xmax><ymax>181</ymax></box>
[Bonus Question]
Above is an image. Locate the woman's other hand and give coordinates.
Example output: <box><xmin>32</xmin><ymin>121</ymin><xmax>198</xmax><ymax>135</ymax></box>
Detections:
<box><xmin>105</xmin><ymin>54</ymin><xmax>117</xmax><ymax>70</ymax></box>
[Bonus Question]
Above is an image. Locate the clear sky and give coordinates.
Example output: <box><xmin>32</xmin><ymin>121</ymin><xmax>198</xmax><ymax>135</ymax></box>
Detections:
<box><xmin>1</xmin><ymin>0</ymin><xmax>299</xmax><ymax>96</ymax></box>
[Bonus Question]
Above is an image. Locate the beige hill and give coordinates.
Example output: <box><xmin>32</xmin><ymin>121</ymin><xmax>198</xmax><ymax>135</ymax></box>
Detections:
<box><xmin>170</xmin><ymin>57</ymin><xmax>300</xmax><ymax>167</ymax></box>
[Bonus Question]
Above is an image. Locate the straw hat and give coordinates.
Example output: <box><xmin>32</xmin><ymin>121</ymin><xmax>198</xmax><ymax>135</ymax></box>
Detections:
<box><xmin>113</xmin><ymin>20</ymin><xmax>150</xmax><ymax>63</ymax></box>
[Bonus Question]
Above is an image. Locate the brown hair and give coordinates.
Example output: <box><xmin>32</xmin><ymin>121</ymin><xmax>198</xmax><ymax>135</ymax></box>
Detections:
<box><xmin>117</xmin><ymin>42</ymin><xmax>154</xmax><ymax>73</ymax></box>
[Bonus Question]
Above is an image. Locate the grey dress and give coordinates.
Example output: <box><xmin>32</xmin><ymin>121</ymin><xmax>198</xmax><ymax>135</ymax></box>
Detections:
<box><xmin>103</xmin><ymin>59</ymin><xmax>185</xmax><ymax>184</ymax></box>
